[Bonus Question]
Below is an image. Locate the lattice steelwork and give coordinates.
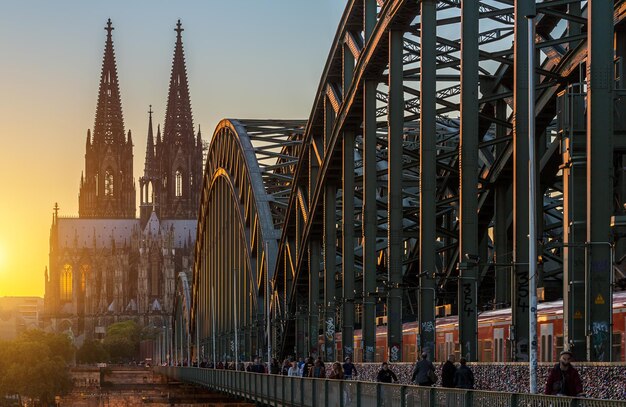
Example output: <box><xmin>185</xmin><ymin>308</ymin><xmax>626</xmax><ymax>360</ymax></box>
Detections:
<box><xmin>192</xmin><ymin>120</ymin><xmax>305</xmax><ymax>362</ymax></box>
<box><xmin>184</xmin><ymin>0</ymin><xmax>626</xmax><ymax>367</ymax></box>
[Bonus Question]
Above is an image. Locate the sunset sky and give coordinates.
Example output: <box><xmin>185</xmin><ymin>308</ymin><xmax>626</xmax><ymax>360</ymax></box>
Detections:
<box><xmin>0</xmin><ymin>1</ymin><xmax>344</xmax><ymax>296</ymax></box>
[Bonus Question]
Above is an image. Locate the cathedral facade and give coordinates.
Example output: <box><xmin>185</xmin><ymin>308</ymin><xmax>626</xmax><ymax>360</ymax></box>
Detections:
<box><xmin>43</xmin><ymin>19</ymin><xmax>203</xmax><ymax>342</ymax></box>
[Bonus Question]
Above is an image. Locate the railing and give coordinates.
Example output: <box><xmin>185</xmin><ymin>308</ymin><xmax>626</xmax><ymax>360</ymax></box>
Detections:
<box><xmin>155</xmin><ymin>367</ymin><xmax>626</xmax><ymax>407</ymax></box>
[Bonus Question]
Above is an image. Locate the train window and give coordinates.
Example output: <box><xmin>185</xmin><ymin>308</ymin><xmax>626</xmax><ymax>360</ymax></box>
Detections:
<box><xmin>375</xmin><ymin>346</ymin><xmax>384</xmax><ymax>362</ymax></box>
<box><xmin>403</xmin><ymin>344</ymin><xmax>416</xmax><ymax>362</ymax></box>
<box><xmin>445</xmin><ymin>333</ymin><xmax>454</xmax><ymax>361</ymax></box>
<box><xmin>494</xmin><ymin>328</ymin><xmax>504</xmax><ymax>362</ymax></box>
<box><xmin>612</xmin><ymin>332</ymin><xmax>622</xmax><ymax>361</ymax></box>
<box><xmin>481</xmin><ymin>340</ymin><xmax>493</xmax><ymax>362</ymax></box>
<box><xmin>540</xmin><ymin>323</ymin><xmax>554</xmax><ymax>362</ymax></box>
<box><xmin>555</xmin><ymin>336</ymin><xmax>564</xmax><ymax>358</ymax></box>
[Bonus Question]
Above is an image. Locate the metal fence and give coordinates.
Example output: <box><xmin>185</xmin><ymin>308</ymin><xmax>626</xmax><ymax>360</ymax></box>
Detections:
<box><xmin>155</xmin><ymin>367</ymin><xmax>626</xmax><ymax>407</ymax></box>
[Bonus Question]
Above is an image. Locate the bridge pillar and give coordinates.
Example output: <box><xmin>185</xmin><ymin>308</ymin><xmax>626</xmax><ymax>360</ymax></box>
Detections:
<box><xmin>512</xmin><ymin>0</ymin><xmax>531</xmax><ymax>362</ymax></box>
<box><xmin>586</xmin><ymin>0</ymin><xmax>614</xmax><ymax>362</ymax></box>
<box><xmin>362</xmin><ymin>79</ymin><xmax>378</xmax><ymax>363</ymax></box>
<box><xmin>459</xmin><ymin>0</ymin><xmax>479</xmax><ymax>362</ymax></box>
<box><xmin>309</xmin><ymin>240</ymin><xmax>321</xmax><ymax>358</ymax></box>
<box><xmin>342</xmin><ymin>30</ymin><xmax>356</xmax><ymax>363</ymax></box>
<box><xmin>419</xmin><ymin>0</ymin><xmax>437</xmax><ymax>361</ymax></box>
<box><xmin>387</xmin><ymin>28</ymin><xmax>404</xmax><ymax>363</ymax></box>
<box><xmin>559</xmin><ymin>85</ymin><xmax>587</xmax><ymax>360</ymax></box>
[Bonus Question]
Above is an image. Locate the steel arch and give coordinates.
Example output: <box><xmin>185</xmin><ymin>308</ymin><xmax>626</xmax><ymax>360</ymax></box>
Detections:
<box><xmin>185</xmin><ymin>0</ymin><xmax>626</xmax><ymax>366</ymax></box>
<box><xmin>191</xmin><ymin>119</ymin><xmax>304</xmax><ymax>363</ymax></box>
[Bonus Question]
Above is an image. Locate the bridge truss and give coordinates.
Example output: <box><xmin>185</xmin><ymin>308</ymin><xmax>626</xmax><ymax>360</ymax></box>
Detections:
<box><xmin>182</xmin><ymin>0</ymin><xmax>626</xmax><ymax>366</ymax></box>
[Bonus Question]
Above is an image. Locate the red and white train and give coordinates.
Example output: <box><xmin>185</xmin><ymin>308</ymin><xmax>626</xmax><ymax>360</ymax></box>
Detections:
<box><xmin>332</xmin><ymin>291</ymin><xmax>626</xmax><ymax>363</ymax></box>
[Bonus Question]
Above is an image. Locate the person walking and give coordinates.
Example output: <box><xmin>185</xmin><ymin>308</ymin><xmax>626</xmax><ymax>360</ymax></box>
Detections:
<box><xmin>545</xmin><ymin>350</ymin><xmax>584</xmax><ymax>396</ymax></box>
<box><xmin>270</xmin><ymin>357</ymin><xmax>281</xmax><ymax>374</ymax></box>
<box><xmin>453</xmin><ymin>358</ymin><xmax>474</xmax><ymax>389</ymax></box>
<box><xmin>411</xmin><ymin>352</ymin><xmax>436</xmax><ymax>386</ymax></box>
<box><xmin>441</xmin><ymin>354</ymin><xmax>456</xmax><ymax>388</ymax></box>
<box><xmin>309</xmin><ymin>359</ymin><xmax>326</xmax><ymax>378</ymax></box>
<box><xmin>377</xmin><ymin>362</ymin><xmax>398</xmax><ymax>407</ymax></box>
<box><xmin>342</xmin><ymin>356</ymin><xmax>358</xmax><ymax>380</ymax></box>
<box><xmin>329</xmin><ymin>362</ymin><xmax>344</xmax><ymax>379</ymax></box>
<box><xmin>376</xmin><ymin>362</ymin><xmax>398</xmax><ymax>383</ymax></box>
<box><xmin>288</xmin><ymin>361</ymin><xmax>300</xmax><ymax>377</ymax></box>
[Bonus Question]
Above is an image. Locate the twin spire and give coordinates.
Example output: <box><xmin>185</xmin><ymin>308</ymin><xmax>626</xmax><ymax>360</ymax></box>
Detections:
<box><xmin>80</xmin><ymin>18</ymin><xmax>199</xmax><ymax>220</ymax></box>
<box><xmin>92</xmin><ymin>18</ymin><xmax>125</xmax><ymax>146</ymax></box>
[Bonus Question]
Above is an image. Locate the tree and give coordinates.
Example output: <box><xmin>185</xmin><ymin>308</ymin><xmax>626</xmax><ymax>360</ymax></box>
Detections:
<box><xmin>102</xmin><ymin>320</ymin><xmax>141</xmax><ymax>362</ymax></box>
<box><xmin>77</xmin><ymin>339</ymin><xmax>109</xmax><ymax>364</ymax></box>
<box><xmin>0</xmin><ymin>331</ymin><xmax>73</xmax><ymax>405</ymax></box>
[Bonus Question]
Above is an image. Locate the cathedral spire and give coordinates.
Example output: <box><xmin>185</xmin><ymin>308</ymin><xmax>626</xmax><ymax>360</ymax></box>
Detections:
<box><xmin>93</xmin><ymin>18</ymin><xmax>125</xmax><ymax>146</ymax></box>
<box><xmin>144</xmin><ymin>105</ymin><xmax>155</xmax><ymax>174</ymax></box>
<box><xmin>79</xmin><ymin>19</ymin><xmax>135</xmax><ymax>219</ymax></box>
<box><xmin>163</xmin><ymin>19</ymin><xmax>193</xmax><ymax>145</ymax></box>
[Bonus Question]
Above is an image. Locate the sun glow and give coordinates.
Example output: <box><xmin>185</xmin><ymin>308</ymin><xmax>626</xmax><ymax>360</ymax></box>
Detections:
<box><xmin>0</xmin><ymin>244</ymin><xmax>5</xmax><ymax>270</ymax></box>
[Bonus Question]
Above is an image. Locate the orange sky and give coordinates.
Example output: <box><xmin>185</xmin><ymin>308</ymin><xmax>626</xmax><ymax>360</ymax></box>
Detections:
<box><xmin>0</xmin><ymin>1</ymin><xmax>343</xmax><ymax>297</ymax></box>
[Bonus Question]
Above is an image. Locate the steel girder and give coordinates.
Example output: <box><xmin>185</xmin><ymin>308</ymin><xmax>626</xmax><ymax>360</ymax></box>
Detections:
<box><xmin>185</xmin><ymin>0</ymin><xmax>626</xmax><ymax>365</ymax></box>
<box><xmin>269</xmin><ymin>0</ymin><xmax>626</xmax><ymax>364</ymax></box>
<box><xmin>191</xmin><ymin>119</ymin><xmax>304</xmax><ymax>363</ymax></box>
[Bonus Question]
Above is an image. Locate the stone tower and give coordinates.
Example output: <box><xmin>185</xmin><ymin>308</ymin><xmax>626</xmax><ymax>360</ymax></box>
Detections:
<box><xmin>79</xmin><ymin>19</ymin><xmax>135</xmax><ymax>219</ymax></box>
<box><xmin>155</xmin><ymin>20</ymin><xmax>203</xmax><ymax>220</ymax></box>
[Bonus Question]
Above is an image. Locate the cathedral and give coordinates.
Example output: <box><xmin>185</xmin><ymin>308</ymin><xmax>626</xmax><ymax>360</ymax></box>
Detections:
<box><xmin>43</xmin><ymin>19</ymin><xmax>203</xmax><ymax>342</ymax></box>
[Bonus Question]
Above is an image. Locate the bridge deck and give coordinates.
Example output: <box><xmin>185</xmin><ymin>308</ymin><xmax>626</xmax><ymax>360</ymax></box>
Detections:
<box><xmin>156</xmin><ymin>367</ymin><xmax>626</xmax><ymax>407</ymax></box>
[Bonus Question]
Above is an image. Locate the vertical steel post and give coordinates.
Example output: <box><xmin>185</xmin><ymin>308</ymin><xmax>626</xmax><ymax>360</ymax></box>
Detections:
<box><xmin>342</xmin><ymin>36</ymin><xmax>356</xmax><ymax>363</ymax></box>
<box><xmin>362</xmin><ymin>80</ymin><xmax>378</xmax><ymax>362</ymax></box>
<box><xmin>526</xmin><ymin>6</ymin><xmax>538</xmax><ymax>392</ymax></box>
<box><xmin>459</xmin><ymin>0</ymin><xmax>479</xmax><ymax>362</ymax></box>
<box><xmin>387</xmin><ymin>28</ymin><xmax>404</xmax><ymax>363</ymax></box>
<box><xmin>324</xmin><ymin>95</ymin><xmax>337</xmax><ymax>362</ymax></box>
<box><xmin>342</xmin><ymin>132</ymin><xmax>355</xmax><ymax>361</ymax></box>
<box><xmin>494</xmin><ymin>99</ymin><xmax>512</xmax><ymax>313</ymax></box>
<box><xmin>364</xmin><ymin>0</ymin><xmax>376</xmax><ymax>43</ymax></box>
<box><xmin>512</xmin><ymin>0</ymin><xmax>531</xmax><ymax>362</ymax></box>
<box><xmin>324</xmin><ymin>182</ymin><xmax>337</xmax><ymax>362</ymax></box>
<box><xmin>586</xmin><ymin>0</ymin><xmax>614</xmax><ymax>362</ymax></box>
<box><xmin>309</xmin><ymin>241</ymin><xmax>321</xmax><ymax>357</ymax></box>
<box><xmin>419</xmin><ymin>0</ymin><xmax>437</xmax><ymax>360</ymax></box>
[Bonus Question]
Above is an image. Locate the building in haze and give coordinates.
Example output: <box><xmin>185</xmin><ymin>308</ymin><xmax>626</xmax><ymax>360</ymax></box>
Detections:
<box><xmin>43</xmin><ymin>19</ymin><xmax>203</xmax><ymax>343</ymax></box>
<box><xmin>0</xmin><ymin>297</ymin><xmax>43</xmax><ymax>340</ymax></box>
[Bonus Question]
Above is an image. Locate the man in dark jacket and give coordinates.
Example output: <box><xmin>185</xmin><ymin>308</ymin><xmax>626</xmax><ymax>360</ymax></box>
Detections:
<box><xmin>441</xmin><ymin>354</ymin><xmax>456</xmax><ymax>388</ymax></box>
<box><xmin>376</xmin><ymin>362</ymin><xmax>398</xmax><ymax>383</ymax></box>
<box><xmin>545</xmin><ymin>351</ymin><xmax>583</xmax><ymax>396</ymax></box>
<box><xmin>453</xmin><ymin>358</ymin><xmax>474</xmax><ymax>389</ymax></box>
<box><xmin>411</xmin><ymin>352</ymin><xmax>436</xmax><ymax>386</ymax></box>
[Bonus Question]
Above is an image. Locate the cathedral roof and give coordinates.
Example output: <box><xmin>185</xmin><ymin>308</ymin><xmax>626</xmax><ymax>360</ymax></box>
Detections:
<box><xmin>55</xmin><ymin>218</ymin><xmax>196</xmax><ymax>250</ymax></box>
<box><xmin>144</xmin><ymin>210</ymin><xmax>161</xmax><ymax>236</ymax></box>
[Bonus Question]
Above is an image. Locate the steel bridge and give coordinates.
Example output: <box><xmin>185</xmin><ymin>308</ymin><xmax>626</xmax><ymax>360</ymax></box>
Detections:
<box><xmin>168</xmin><ymin>0</ymin><xmax>626</xmax><ymax>367</ymax></box>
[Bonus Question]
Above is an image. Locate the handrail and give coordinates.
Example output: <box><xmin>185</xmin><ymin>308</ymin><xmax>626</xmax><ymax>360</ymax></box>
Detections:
<box><xmin>155</xmin><ymin>366</ymin><xmax>625</xmax><ymax>407</ymax></box>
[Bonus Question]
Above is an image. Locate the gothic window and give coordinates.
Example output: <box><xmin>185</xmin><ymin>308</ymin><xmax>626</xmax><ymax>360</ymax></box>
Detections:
<box><xmin>147</xmin><ymin>181</ymin><xmax>153</xmax><ymax>203</ymax></box>
<box><xmin>104</xmin><ymin>169</ymin><xmax>114</xmax><ymax>196</ymax></box>
<box><xmin>175</xmin><ymin>170</ymin><xmax>183</xmax><ymax>197</ymax></box>
<box><xmin>60</xmin><ymin>264</ymin><xmax>72</xmax><ymax>302</ymax></box>
<box><xmin>80</xmin><ymin>265</ymin><xmax>89</xmax><ymax>292</ymax></box>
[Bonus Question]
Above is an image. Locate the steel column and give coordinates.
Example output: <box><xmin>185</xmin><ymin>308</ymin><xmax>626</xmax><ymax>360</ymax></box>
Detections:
<box><xmin>364</xmin><ymin>0</ymin><xmax>376</xmax><ymax>43</ymax></box>
<box><xmin>342</xmin><ymin>38</ymin><xmax>356</xmax><ymax>362</ymax></box>
<box><xmin>459</xmin><ymin>0</ymin><xmax>479</xmax><ymax>362</ymax></box>
<box><xmin>324</xmin><ymin>182</ymin><xmax>337</xmax><ymax>362</ymax></box>
<box><xmin>309</xmin><ymin>241</ymin><xmax>321</xmax><ymax>358</ymax></box>
<box><xmin>512</xmin><ymin>0</ymin><xmax>531</xmax><ymax>362</ymax></box>
<box><xmin>362</xmin><ymin>80</ymin><xmax>378</xmax><ymax>363</ymax></box>
<box><xmin>561</xmin><ymin>86</ymin><xmax>587</xmax><ymax>360</ymax></box>
<box><xmin>494</xmin><ymin>99</ymin><xmax>511</xmax><ymax>311</ymax></box>
<box><xmin>342</xmin><ymin>129</ymin><xmax>356</xmax><ymax>361</ymax></box>
<box><xmin>586</xmin><ymin>0</ymin><xmax>614</xmax><ymax>362</ymax></box>
<box><xmin>419</xmin><ymin>0</ymin><xmax>437</xmax><ymax>360</ymax></box>
<box><xmin>387</xmin><ymin>28</ymin><xmax>404</xmax><ymax>363</ymax></box>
